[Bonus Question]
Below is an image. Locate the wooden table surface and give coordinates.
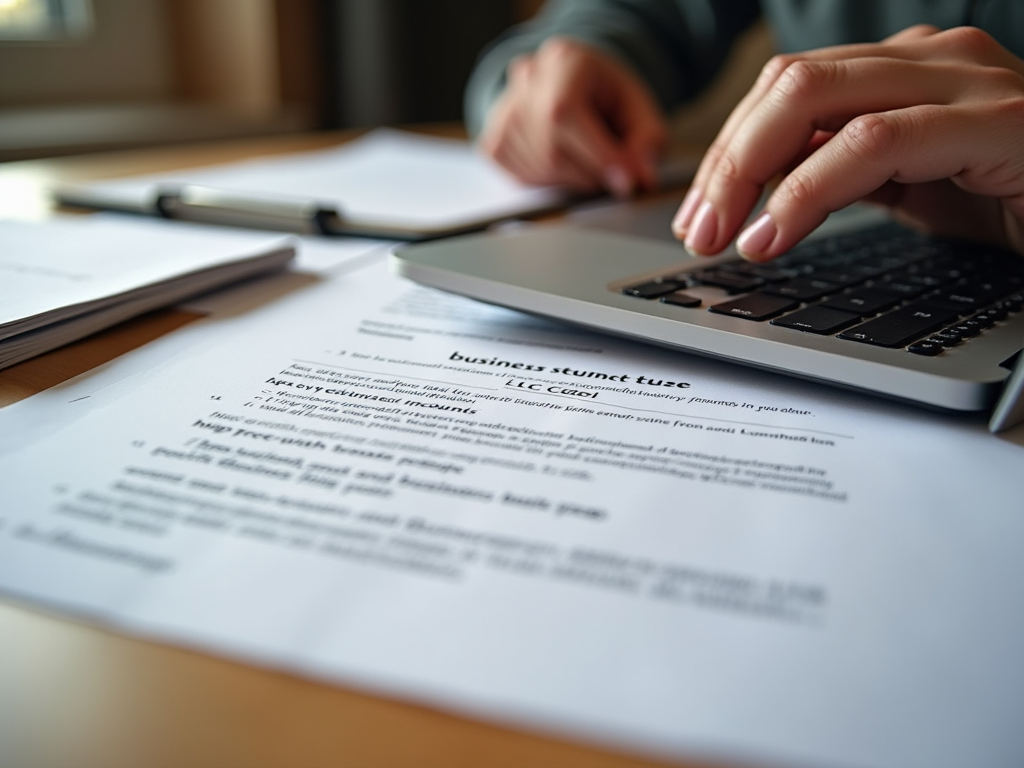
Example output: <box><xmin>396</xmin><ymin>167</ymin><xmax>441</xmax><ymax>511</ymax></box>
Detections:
<box><xmin>0</xmin><ymin>129</ymin><xmax>722</xmax><ymax>768</ymax></box>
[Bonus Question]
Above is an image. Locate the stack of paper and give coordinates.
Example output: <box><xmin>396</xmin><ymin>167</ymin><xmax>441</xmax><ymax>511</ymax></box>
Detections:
<box><xmin>0</xmin><ymin>216</ymin><xmax>295</xmax><ymax>370</ymax></box>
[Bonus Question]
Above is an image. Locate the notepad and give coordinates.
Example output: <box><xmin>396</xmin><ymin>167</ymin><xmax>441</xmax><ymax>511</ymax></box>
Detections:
<box><xmin>0</xmin><ymin>216</ymin><xmax>295</xmax><ymax>370</ymax></box>
<box><xmin>53</xmin><ymin>129</ymin><xmax>570</xmax><ymax>240</ymax></box>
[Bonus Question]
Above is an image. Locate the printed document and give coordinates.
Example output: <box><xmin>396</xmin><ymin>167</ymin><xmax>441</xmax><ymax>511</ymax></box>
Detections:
<box><xmin>1</xmin><ymin>256</ymin><xmax>1022</xmax><ymax>768</ymax></box>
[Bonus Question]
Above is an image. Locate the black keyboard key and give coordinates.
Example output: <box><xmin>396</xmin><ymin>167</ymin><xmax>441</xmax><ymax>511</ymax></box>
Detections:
<box><xmin>760</xmin><ymin>278</ymin><xmax>841</xmax><ymax>302</ymax></box>
<box><xmin>623</xmin><ymin>280</ymin><xmax>683</xmax><ymax>299</ymax></box>
<box><xmin>900</xmin><ymin>267</ymin><xmax>958</xmax><ymax>288</ymax></box>
<box><xmin>838</xmin><ymin>303</ymin><xmax>959</xmax><ymax>347</ymax></box>
<box><xmin>930</xmin><ymin>331</ymin><xmax>963</xmax><ymax>347</ymax></box>
<box><xmin>660</xmin><ymin>291</ymin><xmax>702</xmax><ymax>308</ymax></box>
<box><xmin>709</xmin><ymin>293</ymin><xmax>799</xmax><ymax>321</ymax></box>
<box><xmin>908</xmin><ymin>341</ymin><xmax>945</xmax><ymax>356</ymax></box>
<box><xmin>771</xmin><ymin>306</ymin><xmax>861</xmax><ymax>334</ymax></box>
<box><xmin>970</xmin><ymin>313</ymin><xmax>996</xmax><ymax>328</ymax></box>
<box><xmin>734</xmin><ymin>264</ymin><xmax>801</xmax><ymax>282</ymax></box>
<box><xmin>986</xmin><ymin>305</ymin><xmax>1009</xmax><ymax>321</ymax></box>
<box><xmin>948</xmin><ymin>322</ymin><xmax>981</xmax><ymax>338</ymax></box>
<box><xmin>814</xmin><ymin>257</ymin><xmax>856</xmax><ymax>271</ymax></box>
<box><xmin>927</xmin><ymin>281</ymin><xmax>1004</xmax><ymax>313</ymax></box>
<box><xmin>822</xmin><ymin>288</ymin><xmax>901</xmax><ymax>316</ymax></box>
<box><xmin>691</xmin><ymin>270</ymin><xmax>765</xmax><ymax>294</ymax></box>
<box><xmin>877</xmin><ymin>277</ymin><xmax>928</xmax><ymax>298</ymax></box>
<box><xmin>940</xmin><ymin>326</ymin><xmax>966</xmax><ymax>340</ymax></box>
<box><xmin>848</xmin><ymin>257</ymin><xmax>905</xmax><ymax>278</ymax></box>
<box><xmin>807</xmin><ymin>269</ymin><xmax>867</xmax><ymax>287</ymax></box>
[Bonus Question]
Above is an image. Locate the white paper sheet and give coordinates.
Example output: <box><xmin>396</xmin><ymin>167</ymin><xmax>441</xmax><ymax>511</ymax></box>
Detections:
<box><xmin>1</xmin><ymin>257</ymin><xmax>1022</xmax><ymax>768</ymax></box>
<box><xmin>0</xmin><ymin>216</ymin><xmax>295</xmax><ymax>336</ymax></box>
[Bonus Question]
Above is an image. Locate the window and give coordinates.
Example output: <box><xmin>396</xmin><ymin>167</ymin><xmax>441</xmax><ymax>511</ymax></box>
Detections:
<box><xmin>0</xmin><ymin>0</ymin><xmax>92</xmax><ymax>41</ymax></box>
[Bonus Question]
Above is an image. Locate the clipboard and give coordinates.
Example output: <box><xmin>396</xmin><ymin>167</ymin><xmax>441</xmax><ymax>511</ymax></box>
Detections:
<box><xmin>53</xmin><ymin>129</ymin><xmax>572</xmax><ymax>241</ymax></box>
<box><xmin>54</xmin><ymin>129</ymin><xmax>698</xmax><ymax>241</ymax></box>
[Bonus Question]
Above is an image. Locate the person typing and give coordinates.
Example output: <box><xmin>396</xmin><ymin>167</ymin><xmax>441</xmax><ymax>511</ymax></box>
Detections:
<box><xmin>465</xmin><ymin>0</ymin><xmax>1024</xmax><ymax>262</ymax></box>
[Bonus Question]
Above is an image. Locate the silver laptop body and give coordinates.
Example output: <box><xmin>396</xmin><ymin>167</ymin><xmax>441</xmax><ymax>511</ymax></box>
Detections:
<box><xmin>389</xmin><ymin>201</ymin><xmax>1024</xmax><ymax>432</ymax></box>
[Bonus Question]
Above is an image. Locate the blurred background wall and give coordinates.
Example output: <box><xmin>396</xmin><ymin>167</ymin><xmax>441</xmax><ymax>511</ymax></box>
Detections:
<box><xmin>0</xmin><ymin>0</ymin><xmax>770</xmax><ymax>161</ymax></box>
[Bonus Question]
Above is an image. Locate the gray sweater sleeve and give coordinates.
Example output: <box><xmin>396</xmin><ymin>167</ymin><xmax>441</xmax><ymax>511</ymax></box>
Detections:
<box><xmin>464</xmin><ymin>0</ymin><xmax>762</xmax><ymax>137</ymax></box>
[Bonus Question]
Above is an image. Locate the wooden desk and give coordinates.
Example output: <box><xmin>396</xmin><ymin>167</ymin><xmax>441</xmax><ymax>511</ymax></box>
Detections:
<box><xmin>0</xmin><ymin>131</ymin><xmax>716</xmax><ymax>768</ymax></box>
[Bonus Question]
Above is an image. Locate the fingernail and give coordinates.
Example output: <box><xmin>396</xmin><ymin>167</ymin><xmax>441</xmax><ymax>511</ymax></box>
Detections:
<box><xmin>603</xmin><ymin>165</ymin><xmax>633</xmax><ymax>199</ymax></box>
<box><xmin>672</xmin><ymin>187</ymin><xmax>702</xmax><ymax>236</ymax></box>
<box><xmin>685</xmin><ymin>200</ymin><xmax>717</xmax><ymax>255</ymax></box>
<box><xmin>736</xmin><ymin>212</ymin><xmax>777</xmax><ymax>261</ymax></box>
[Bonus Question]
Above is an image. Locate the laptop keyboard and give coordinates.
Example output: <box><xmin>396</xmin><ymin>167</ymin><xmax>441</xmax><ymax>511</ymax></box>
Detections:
<box><xmin>620</xmin><ymin>223</ymin><xmax>1024</xmax><ymax>356</ymax></box>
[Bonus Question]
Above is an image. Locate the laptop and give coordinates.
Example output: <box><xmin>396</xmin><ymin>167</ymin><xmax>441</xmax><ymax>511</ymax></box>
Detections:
<box><xmin>389</xmin><ymin>197</ymin><xmax>1024</xmax><ymax>433</ymax></box>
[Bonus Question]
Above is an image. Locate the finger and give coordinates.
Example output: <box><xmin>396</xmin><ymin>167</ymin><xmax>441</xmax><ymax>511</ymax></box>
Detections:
<box><xmin>880</xmin><ymin>23</ymin><xmax>941</xmax><ymax>44</ymax></box>
<box><xmin>677</xmin><ymin>30</ymin><xmax>989</xmax><ymax>237</ymax></box>
<box><xmin>687</xmin><ymin>44</ymin><xmax>917</xmax><ymax>187</ymax></box>
<box><xmin>478</xmin><ymin>109</ymin><xmax>529</xmax><ymax>179</ymax></box>
<box><xmin>916</xmin><ymin>25</ymin><xmax>1024</xmax><ymax>74</ymax></box>
<box><xmin>614</xmin><ymin>79</ymin><xmax>669</xmax><ymax>190</ymax></box>
<box><xmin>513</xmin><ymin>37</ymin><xmax>670</xmax><ymax>197</ymax></box>
<box><xmin>576</xmin><ymin>43</ymin><xmax>667</xmax><ymax>193</ymax></box>
<box><xmin>513</xmin><ymin>132</ymin><xmax>605</xmax><ymax>191</ymax></box>
<box><xmin>554</xmin><ymin>67</ymin><xmax>666</xmax><ymax>197</ymax></box>
<box><xmin>492</xmin><ymin>82</ymin><xmax>611</xmax><ymax>188</ymax></box>
<box><xmin>558</xmin><ymin>106</ymin><xmax>639</xmax><ymax>197</ymax></box>
<box><xmin>481</xmin><ymin>102</ymin><xmax>602</xmax><ymax>192</ymax></box>
<box><xmin>621</xmin><ymin>117</ymin><xmax>667</xmax><ymax>191</ymax></box>
<box><xmin>507</xmin><ymin>54</ymin><xmax>634</xmax><ymax>194</ymax></box>
<box><xmin>525</xmin><ymin>39</ymin><xmax>637</xmax><ymax>195</ymax></box>
<box><xmin>478</xmin><ymin>58</ymin><xmax>538</xmax><ymax>177</ymax></box>
<box><xmin>689</xmin><ymin>57</ymin><xmax>981</xmax><ymax>255</ymax></box>
<box><xmin>735</xmin><ymin>103</ymin><xmax>1008</xmax><ymax>260</ymax></box>
<box><xmin>676</xmin><ymin>55</ymin><xmax>846</xmax><ymax>237</ymax></box>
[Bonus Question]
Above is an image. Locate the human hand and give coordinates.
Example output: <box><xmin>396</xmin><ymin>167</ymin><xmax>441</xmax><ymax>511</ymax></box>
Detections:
<box><xmin>671</xmin><ymin>25</ymin><xmax>1024</xmax><ymax>261</ymax></box>
<box><xmin>478</xmin><ymin>37</ymin><xmax>667</xmax><ymax>198</ymax></box>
